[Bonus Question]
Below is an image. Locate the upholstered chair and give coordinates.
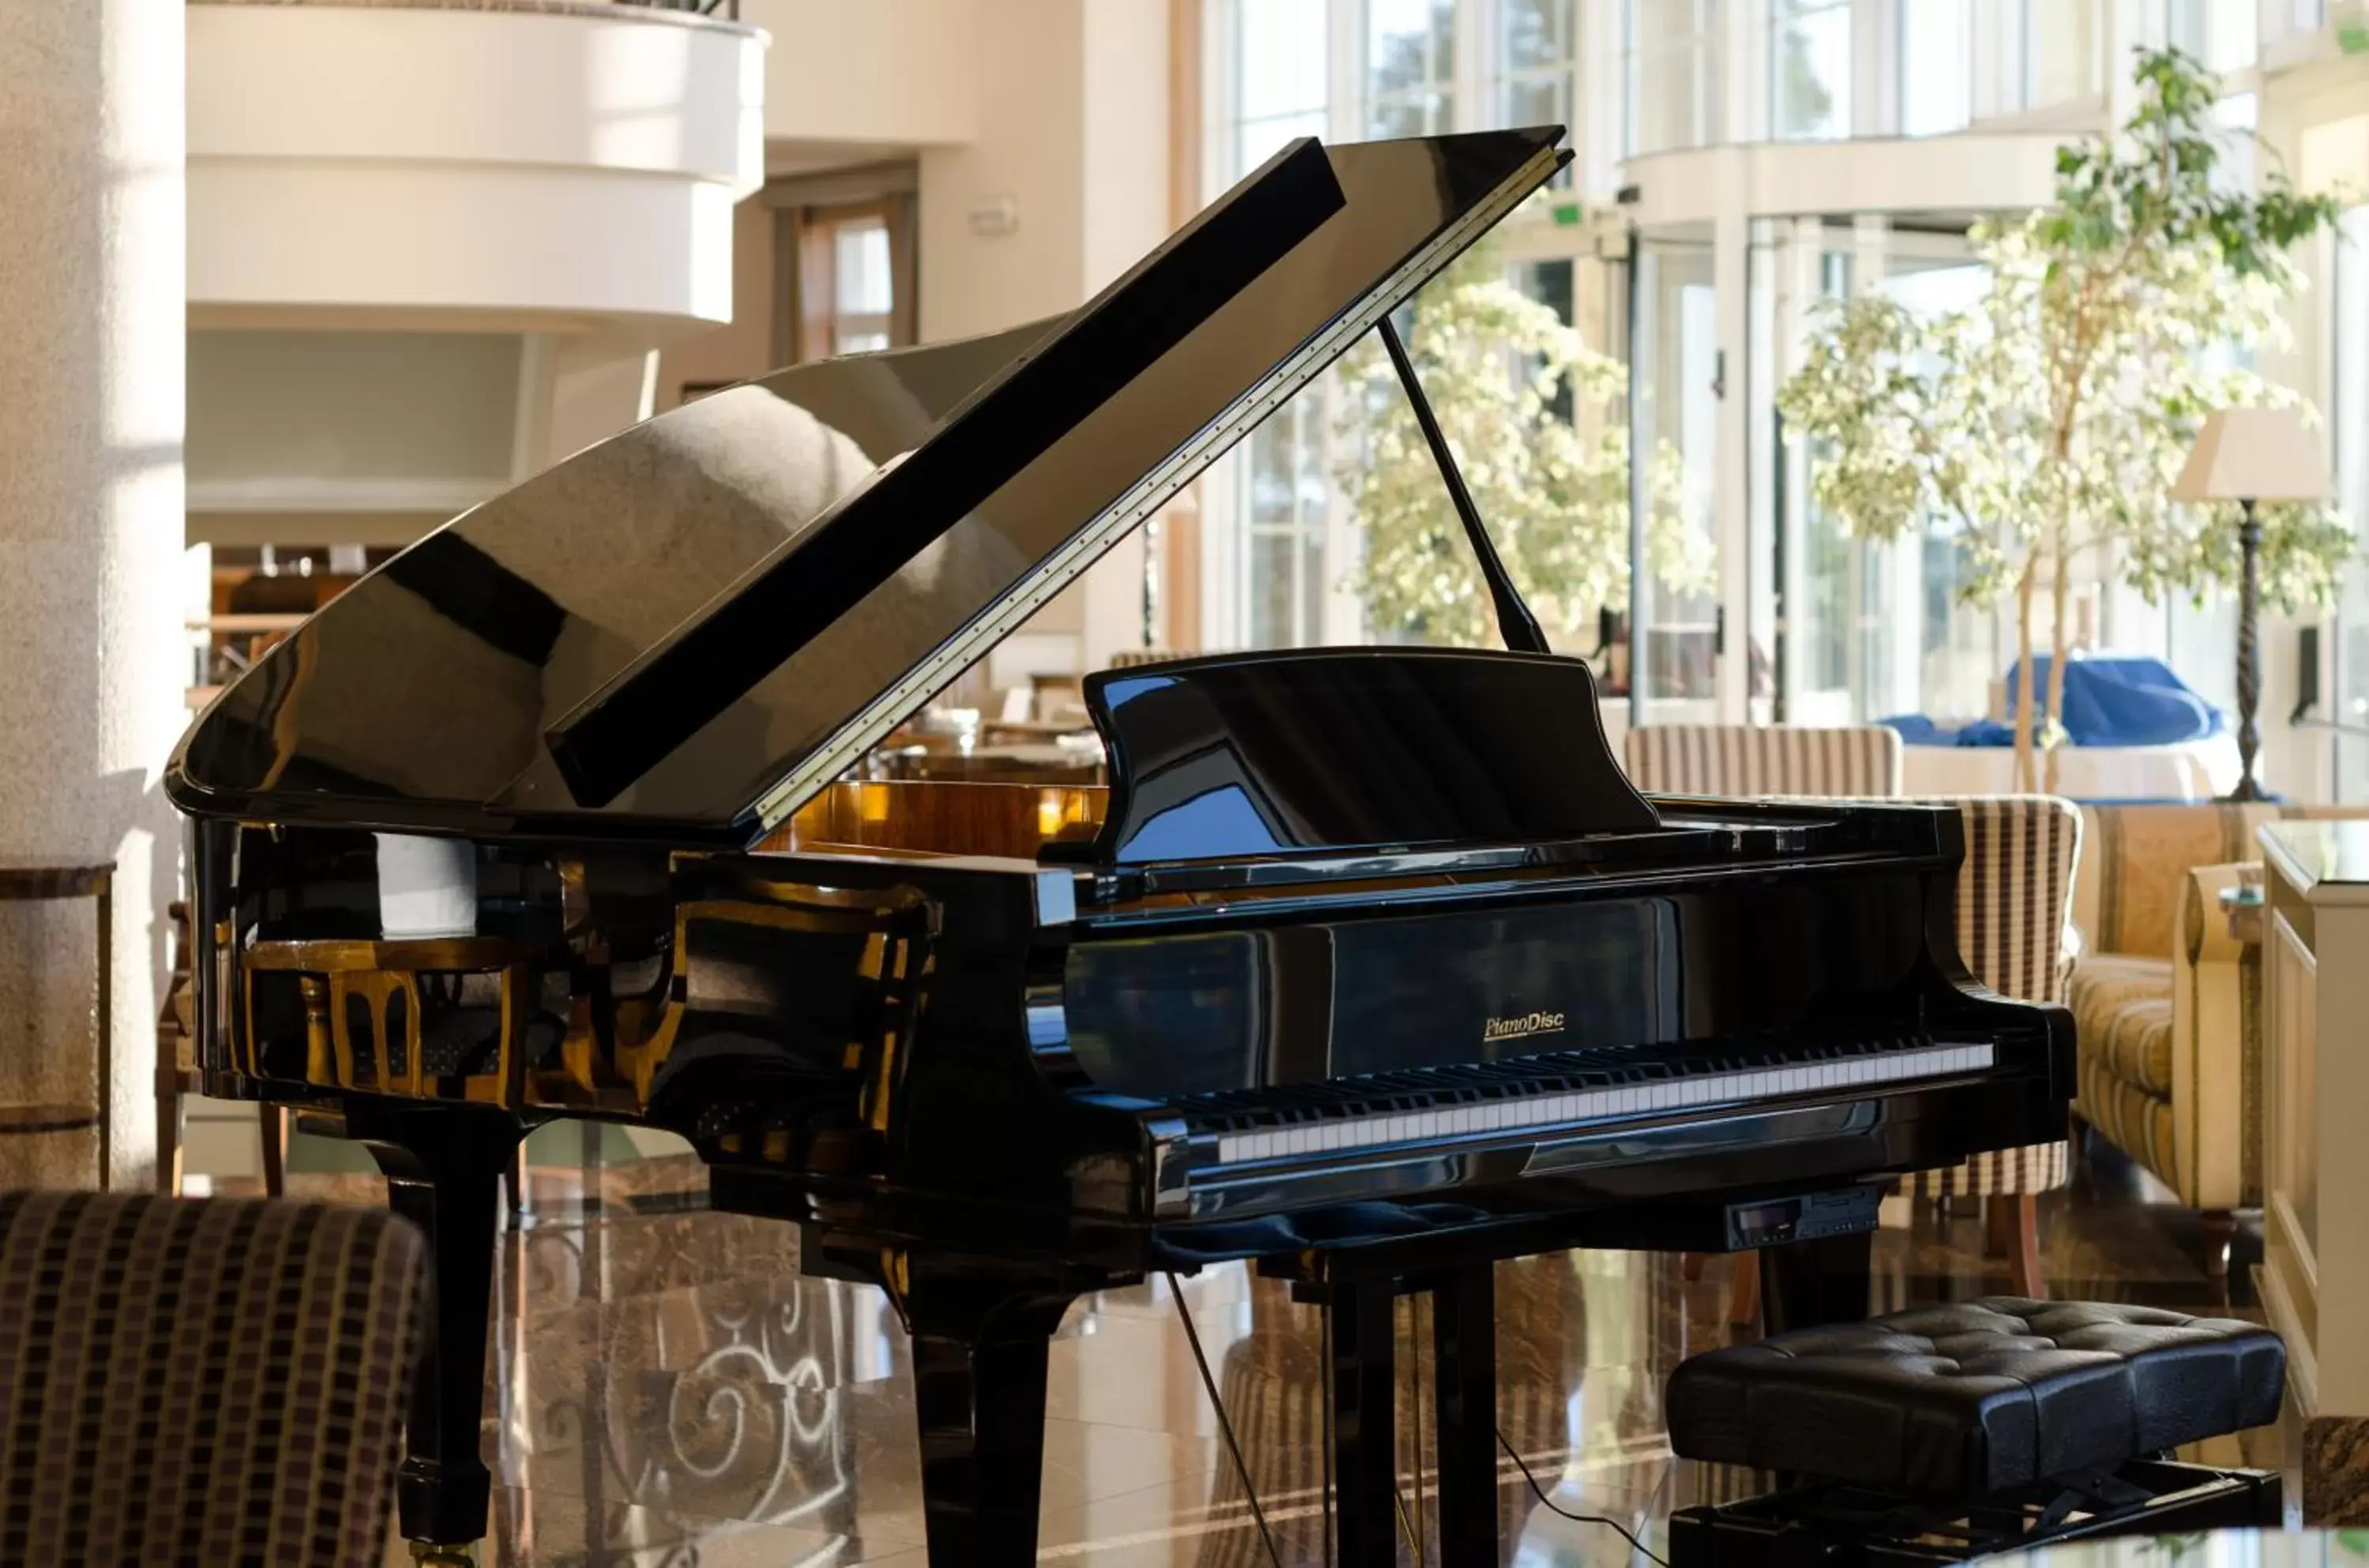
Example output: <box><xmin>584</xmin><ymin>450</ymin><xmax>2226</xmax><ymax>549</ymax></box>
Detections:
<box><xmin>1699</xmin><ymin>794</ymin><xmax>2082</xmax><ymax>1318</ymax></box>
<box><xmin>2069</xmin><ymin>801</ymin><xmax>2369</xmax><ymax>1273</ymax></box>
<box><xmin>1622</xmin><ymin>722</ymin><xmax>1904</xmax><ymax>797</ymax></box>
<box><xmin>0</xmin><ymin>1191</ymin><xmax>426</xmax><ymax>1566</ymax></box>
<box><xmin>1888</xmin><ymin>795</ymin><xmax>2084</xmax><ymax>1289</ymax></box>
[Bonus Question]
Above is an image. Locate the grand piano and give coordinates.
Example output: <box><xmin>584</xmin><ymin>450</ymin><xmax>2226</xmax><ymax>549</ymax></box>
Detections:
<box><xmin>167</xmin><ymin>126</ymin><xmax>2074</xmax><ymax>1566</ymax></box>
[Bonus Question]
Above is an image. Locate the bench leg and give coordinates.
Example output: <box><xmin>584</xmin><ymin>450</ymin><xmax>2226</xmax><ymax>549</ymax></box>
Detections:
<box><xmin>156</xmin><ymin>1066</ymin><xmax>184</xmax><ymax>1197</ymax></box>
<box><xmin>1987</xmin><ymin>1195</ymin><xmax>2044</xmax><ymax>1298</ymax></box>
<box><xmin>259</xmin><ymin>1104</ymin><xmax>288</xmax><ymax>1199</ymax></box>
<box><xmin>2202</xmin><ymin>1209</ymin><xmax>2236</xmax><ymax>1281</ymax></box>
<box><xmin>1729</xmin><ymin>1250</ymin><xmax>1762</xmax><ymax>1330</ymax></box>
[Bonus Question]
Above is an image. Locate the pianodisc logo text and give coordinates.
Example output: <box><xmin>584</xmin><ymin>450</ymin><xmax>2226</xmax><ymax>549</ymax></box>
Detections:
<box><xmin>1483</xmin><ymin>1010</ymin><xmax>1566</xmax><ymax>1043</ymax></box>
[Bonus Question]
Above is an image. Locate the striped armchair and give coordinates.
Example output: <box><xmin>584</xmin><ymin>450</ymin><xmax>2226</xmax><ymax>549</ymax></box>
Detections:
<box><xmin>1624</xmin><ymin>723</ymin><xmax>1904</xmax><ymax>797</ymax></box>
<box><xmin>0</xmin><ymin>1193</ymin><xmax>426</xmax><ymax>1566</ymax></box>
<box><xmin>1721</xmin><ymin>795</ymin><xmax>2081</xmax><ymax>1322</ymax></box>
<box><xmin>1890</xmin><ymin>796</ymin><xmax>2084</xmax><ymax>1285</ymax></box>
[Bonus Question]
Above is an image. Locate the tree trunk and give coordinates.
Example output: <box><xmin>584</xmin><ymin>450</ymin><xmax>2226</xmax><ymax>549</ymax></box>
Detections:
<box><xmin>2014</xmin><ymin>560</ymin><xmax>2039</xmax><ymax>793</ymax></box>
<box><xmin>2044</xmin><ymin>539</ymin><xmax>2074</xmax><ymax>795</ymax></box>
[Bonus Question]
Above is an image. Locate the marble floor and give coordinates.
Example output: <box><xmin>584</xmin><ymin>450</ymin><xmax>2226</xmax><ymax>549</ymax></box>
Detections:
<box><xmin>250</xmin><ymin>1136</ymin><xmax>2285</xmax><ymax>1567</ymax></box>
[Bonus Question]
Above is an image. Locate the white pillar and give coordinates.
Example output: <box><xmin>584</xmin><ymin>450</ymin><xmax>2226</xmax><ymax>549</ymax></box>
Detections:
<box><xmin>0</xmin><ymin>0</ymin><xmax>186</xmax><ymax>1187</ymax></box>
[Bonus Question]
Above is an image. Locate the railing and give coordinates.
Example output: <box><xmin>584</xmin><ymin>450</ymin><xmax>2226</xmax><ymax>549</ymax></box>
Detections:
<box><xmin>614</xmin><ymin>0</ymin><xmax>740</xmax><ymax>18</ymax></box>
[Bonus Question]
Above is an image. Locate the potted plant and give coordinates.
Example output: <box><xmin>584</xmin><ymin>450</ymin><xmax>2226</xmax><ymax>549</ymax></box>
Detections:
<box><xmin>1777</xmin><ymin>47</ymin><xmax>2345</xmax><ymax>790</ymax></box>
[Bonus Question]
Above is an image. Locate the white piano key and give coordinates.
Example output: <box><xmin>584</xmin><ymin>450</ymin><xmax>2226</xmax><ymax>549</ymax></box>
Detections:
<box><xmin>1206</xmin><ymin>1036</ymin><xmax>2009</xmax><ymax>1165</ymax></box>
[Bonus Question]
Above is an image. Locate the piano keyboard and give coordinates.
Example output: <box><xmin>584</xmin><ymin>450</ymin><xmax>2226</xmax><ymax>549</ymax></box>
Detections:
<box><xmin>1201</xmin><ymin>1039</ymin><xmax>1994</xmax><ymax>1168</ymax></box>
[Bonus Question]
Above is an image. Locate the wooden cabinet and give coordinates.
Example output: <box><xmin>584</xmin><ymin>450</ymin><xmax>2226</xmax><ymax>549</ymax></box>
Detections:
<box><xmin>2258</xmin><ymin>820</ymin><xmax>2369</xmax><ymax>1521</ymax></box>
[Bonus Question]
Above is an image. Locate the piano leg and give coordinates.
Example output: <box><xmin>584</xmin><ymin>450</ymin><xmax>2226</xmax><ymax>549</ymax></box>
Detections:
<box><xmin>1327</xmin><ymin>1277</ymin><xmax>1400</xmax><ymax>1568</ymax></box>
<box><xmin>1428</xmin><ymin>1262</ymin><xmax>1500</xmax><ymax>1564</ymax></box>
<box><xmin>352</xmin><ymin>1102</ymin><xmax>526</xmax><ymax>1551</ymax></box>
<box><xmin>903</xmin><ymin>1268</ymin><xmax>1076</xmax><ymax>1568</ymax></box>
<box><xmin>1759</xmin><ymin>1229</ymin><xmax>1875</xmax><ymax>1334</ymax></box>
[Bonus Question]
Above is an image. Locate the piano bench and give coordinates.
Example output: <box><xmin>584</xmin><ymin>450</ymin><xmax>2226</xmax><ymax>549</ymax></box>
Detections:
<box><xmin>1665</xmin><ymin>1300</ymin><xmax>2285</xmax><ymax>1566</ymax></box>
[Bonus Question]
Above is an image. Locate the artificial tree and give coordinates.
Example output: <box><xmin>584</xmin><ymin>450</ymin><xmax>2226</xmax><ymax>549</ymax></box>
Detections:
<box><xmin>1777</xmin><ymin>47</ymin><xmax>2343</xmax><ymax>790</ymax></box>
<box><xmin>1335</xmin><ymin>235</ymin><xmax>1707</xmax><ymax>652</ymax></box>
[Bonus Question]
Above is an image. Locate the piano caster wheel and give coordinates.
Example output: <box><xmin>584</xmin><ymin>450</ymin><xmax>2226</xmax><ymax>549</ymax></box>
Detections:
<box><xmin>409</xmin><ymin>1544</ymin><xmax>477</xmax><ymax>1566</ymax></box>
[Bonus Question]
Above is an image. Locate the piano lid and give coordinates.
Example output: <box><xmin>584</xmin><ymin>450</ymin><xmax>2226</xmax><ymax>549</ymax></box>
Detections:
<box><xmin>168</xmin><ymin>127</ymin><xmax>1570</xmax><ymax>844</ymax></box>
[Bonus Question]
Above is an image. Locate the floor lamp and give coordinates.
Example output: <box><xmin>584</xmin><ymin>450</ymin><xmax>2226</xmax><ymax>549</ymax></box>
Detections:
<box><xmin>2172</xmin><ymin>407</ymin><xmax>2332</xmax><ymax>802</ymax></box>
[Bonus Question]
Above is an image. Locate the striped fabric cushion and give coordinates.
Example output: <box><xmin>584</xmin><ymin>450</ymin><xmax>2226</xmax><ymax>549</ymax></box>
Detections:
<box><xmin>2069</xmin><ymin>954</ymin><xmax>2176</xmax><ymax>1095</ymax></box>
<box><xmin>1898</xmin><ymin>796</ymin><xmax>2082</xmax><ymax>1200</ymax></box>
<box><xmin>0</xmin><ymin>1193</ymin><xmax>426</xmax><ymax>1567</ymax></box>
<box><xmin>1942</xmin><ymin>796</ymin><xmax>2082</xmax><ymax>1007</ymax></box>
<box><xmin>1623</xmin><ymin>725</ymin><xmax>1904</xmax><ymax>797</ymax></box>
<box><xmin>2079</xmin><ymin>1048</ymin><xmax>2181</xmax><ymax>1191</ymax></box>
<box><xmin>1900</xmin><ymin>1141</ymin><xmax>2072</xmax><ymax>1199</ymax></box>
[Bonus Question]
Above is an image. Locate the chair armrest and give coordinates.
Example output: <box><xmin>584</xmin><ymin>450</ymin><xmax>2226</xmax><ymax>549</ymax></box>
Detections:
<box><xmin>2171</xmin><ymin>862</ymin><xmax>2257</xmax><ymax>1209</ymax></box>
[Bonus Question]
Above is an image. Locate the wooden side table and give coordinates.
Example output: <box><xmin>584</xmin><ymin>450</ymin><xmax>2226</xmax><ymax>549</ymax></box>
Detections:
<box><xmin>0</xmin><ymin>862</ymin><xmax>114</xmax><ymax>1188</ymax></box>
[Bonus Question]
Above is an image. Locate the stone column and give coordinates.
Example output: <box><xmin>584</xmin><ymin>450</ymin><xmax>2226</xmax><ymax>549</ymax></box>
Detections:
<box><xmin>0</xmin><ymin>0</ymin><xmax>186</xmax><ymax>1187</ymax></box>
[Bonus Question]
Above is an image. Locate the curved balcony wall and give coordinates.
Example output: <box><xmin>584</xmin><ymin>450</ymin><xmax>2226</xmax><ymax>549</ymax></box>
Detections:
<box><xmin>188</xmin><ymin>0</ymin><xmax>765</xmax><ymax>332</ymax></box>
<box><xmin>1620</xmin><ymin>130</ymin><xmax>2064</xmax><ymax>231</ymax></box>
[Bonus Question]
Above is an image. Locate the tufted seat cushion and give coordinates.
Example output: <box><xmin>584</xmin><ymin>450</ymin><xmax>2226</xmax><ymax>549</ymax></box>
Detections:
<box><xmin>1666</xmin><ymin>1298</ymin><xmax>2283</xmax><ymax>1497</ymax></box>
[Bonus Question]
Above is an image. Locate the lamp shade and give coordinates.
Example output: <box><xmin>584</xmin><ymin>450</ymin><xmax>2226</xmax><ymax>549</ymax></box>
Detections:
<box><xmin>2172</xmin><ymin>406</ymin><xmax>2333</xmax><ymax>503</ymax></box>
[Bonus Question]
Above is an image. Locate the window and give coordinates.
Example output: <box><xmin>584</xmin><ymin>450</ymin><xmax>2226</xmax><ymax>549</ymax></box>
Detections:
<box><xmin>1500</xmin><ymin>0</ymin><xmax>1577</xmax><ymax>156</ymax></box>
<box><xmin>1899</xmin><ymin>0</ymin><xmax>1971</xmax><ymax>137</ymax></box>
<box><xmin>1367</xmin><ymin>0</ymin><xmax>1458</xmax><ymax>134</ymax></box>
<box><xmin>2330</xmin><ymin>204</ymin><xmax>2369</xmax><ymax>797</ymax></box>
<box><xmin>1208</xmin><ymin>0</ymin><xmax>1605</xmax><ymax>654</ymax></box>
<box><xmin>1244</xmin><ymin>391</ymin><xmax>1335</xmax><ymax>647</ymax></box>
<box><xmin>1771</xmin><ymin>0</ymin><xmax>1851</xmax><ymax>140</ymax></box>
<box><xmin>1624</xmin><ymin>0</ymin><xmax>1724</xmax><ymax>156</ymax></box>
<box><xmin>830</xmin><ymin>220</ymin><xmax>892</xmax><ymax>354</ymax></box>
<box><xmin>2168</xmin><ymin>0</ymin><xmax>2257</xmax><ymax>73</ymax></box>
<box><xmin>1237</xmin><ymin>0</ymin><xmax>1329</xmax><ymax>173</ymax></box>
<box><xmin>2022</xmin><ymin>0</ymin><xmax>2101</xmax><ymax>111</ymax></box>
<box><xmin>772</xmin><ymin>173</ymin><xmax>918</xmax><ymax>365</ymax></box>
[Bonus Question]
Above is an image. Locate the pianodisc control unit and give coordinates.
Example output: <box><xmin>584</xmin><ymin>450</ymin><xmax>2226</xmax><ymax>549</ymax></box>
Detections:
<box><xmin>168</xmin><ymin>126</ymin><xmax>2074</xmax><ymax>1566</ymax></box>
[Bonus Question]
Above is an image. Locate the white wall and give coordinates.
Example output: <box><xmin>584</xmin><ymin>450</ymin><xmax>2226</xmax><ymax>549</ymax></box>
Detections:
<box><xmin>916</xmin><ymin>0</ymin><xmax>1172</xmax><ymax>673</ymax></box>
<box><xmin>918</xmin><ymin>0</ymin><xmax>1091</xmax><ymax>342</ymax></box>
<box><xmin>745</xmin><ymin>0</ymin><xmax>976</xmax><ymax>148</ymax></box>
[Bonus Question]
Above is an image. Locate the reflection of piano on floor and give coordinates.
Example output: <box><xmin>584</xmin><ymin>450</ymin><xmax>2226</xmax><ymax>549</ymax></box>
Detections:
<box><xmin>168</xmin><ymin>123</ymin><xmax>2073</xmax><ymax>1566</ymax></box>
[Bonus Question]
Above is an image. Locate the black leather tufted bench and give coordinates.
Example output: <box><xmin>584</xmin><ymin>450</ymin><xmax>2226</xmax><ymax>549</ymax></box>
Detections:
<box><xmin>1666</xmin><ymin>1299</ymin><xmax>2285</xmax><ymax>1566</ymax></box>
<box><xmin>1669</xmin><ymin>1297</ymin><xmax>2284</xmax><ymax>1495</ymax></box>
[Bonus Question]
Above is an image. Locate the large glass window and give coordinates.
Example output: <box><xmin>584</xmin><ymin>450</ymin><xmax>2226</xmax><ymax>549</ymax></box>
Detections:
<box><xmin>1632</xmin><ymin>236</ymin><xmax>1722</xmax><ymax>720</ymax></box>
<box><xmin>1899</xmin><ymin>0</ymin><xmax>1971</xmax><ymax>137</ymax></box>
<box><xmin>1500</xmin><ymin>0</ymin><xmax>1576</xmax><ymax>155</ymax></box>
<box><xmin>2024</xmin><ymin>0</ymin><xmax>2100</xmax><ymax>109</ymax></box>
<box><xmin>1753</xmin><ymin>216</ymin><xmax>1996</xmax><ymax>726</ymax></box>
<box><xmin>1236</xmin><ymin>0</ymin><xmax>1330</xmax><ymax>173</ymax></box>
<box><xmin>1624</xmin><ymin>0</ymin><xmax>1724</xmax><ymax>156</ymax></box>
<box><xmin>1208</xmin><ymin>0</ymin><xmax>1609</xmax><ymax>654</ymax></box>
<box><xmin>1367</xmin><ymin>0</ymin><xmax>1458</xmax><ymax>134</ymax></box>
<box><xmin>2331</xmin><ymin>204</ymin><xmax>2369</xmax><ymax>797</ymax></box>
<box><xmin>1771</xmin><ymin>0</ymin><xmax>1851</xmax><ymax>141</ymax></box>
<box><xmin>2168</xmin><ymin>0</ymin><xmax>2257</xmax><ymax>73</ymax></box>
<box><xmin>1242</xmin><ymin>388</ymin><xmax>1335</xmax><ymax>647</ymax></box>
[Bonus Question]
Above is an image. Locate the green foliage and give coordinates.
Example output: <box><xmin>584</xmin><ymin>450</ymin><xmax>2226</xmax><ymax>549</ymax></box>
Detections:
<box><xmin>1335</xmin><ymin>236</ymin><xmax>1707</xmax><ymax>649</ymax></box>
<box><xmin>1779</xmin><ymin>45</ymin><xmax>2348</xmax><ymax>620</ymax></box>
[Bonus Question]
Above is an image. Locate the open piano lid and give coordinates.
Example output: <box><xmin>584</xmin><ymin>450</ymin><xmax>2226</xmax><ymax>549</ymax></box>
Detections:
<box><xmin>168</xmin><ymin>127</ymin><xmax>1570</xmax><ymax>846</ymax></box>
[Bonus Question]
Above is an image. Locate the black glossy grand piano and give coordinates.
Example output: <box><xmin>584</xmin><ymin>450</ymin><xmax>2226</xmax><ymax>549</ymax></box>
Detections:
<box><xmin>167</xmin><ymin>126</ymin><xmax>2073</xmax><ymax>1566</ymax></box>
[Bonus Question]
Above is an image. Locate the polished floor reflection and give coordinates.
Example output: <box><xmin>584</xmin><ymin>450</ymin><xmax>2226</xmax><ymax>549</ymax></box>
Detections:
<box><xmin>258</xmin><ymin>1137</ymin><xmax>2288</xmax><ymax>1566</ymax></box>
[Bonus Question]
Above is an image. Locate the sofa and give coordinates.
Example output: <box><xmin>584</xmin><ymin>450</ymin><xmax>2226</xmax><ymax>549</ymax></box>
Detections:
<box><xmin>2069</xmin><ymin>802</ymin><xmax>2369</xmax><ymax>1263</ymax></box>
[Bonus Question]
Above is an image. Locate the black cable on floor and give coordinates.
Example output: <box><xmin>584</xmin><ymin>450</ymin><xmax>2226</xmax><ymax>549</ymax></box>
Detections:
<box><xmin>1496</xmin><ymin>1425</ymin><xmax>1672</xmax><ymax>1567</ymax></box>
<box><xmin>1164</xmin><ymin>1271</ymin><xmax>1284</xmax><ymax>1568</ymax></box>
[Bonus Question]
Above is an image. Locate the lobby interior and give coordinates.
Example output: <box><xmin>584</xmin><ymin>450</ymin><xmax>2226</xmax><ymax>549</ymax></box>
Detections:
<box><xmin>10</xmin><ymin>1</ymin><xmax>2369</xmax><ymax>1564</ymax></box>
